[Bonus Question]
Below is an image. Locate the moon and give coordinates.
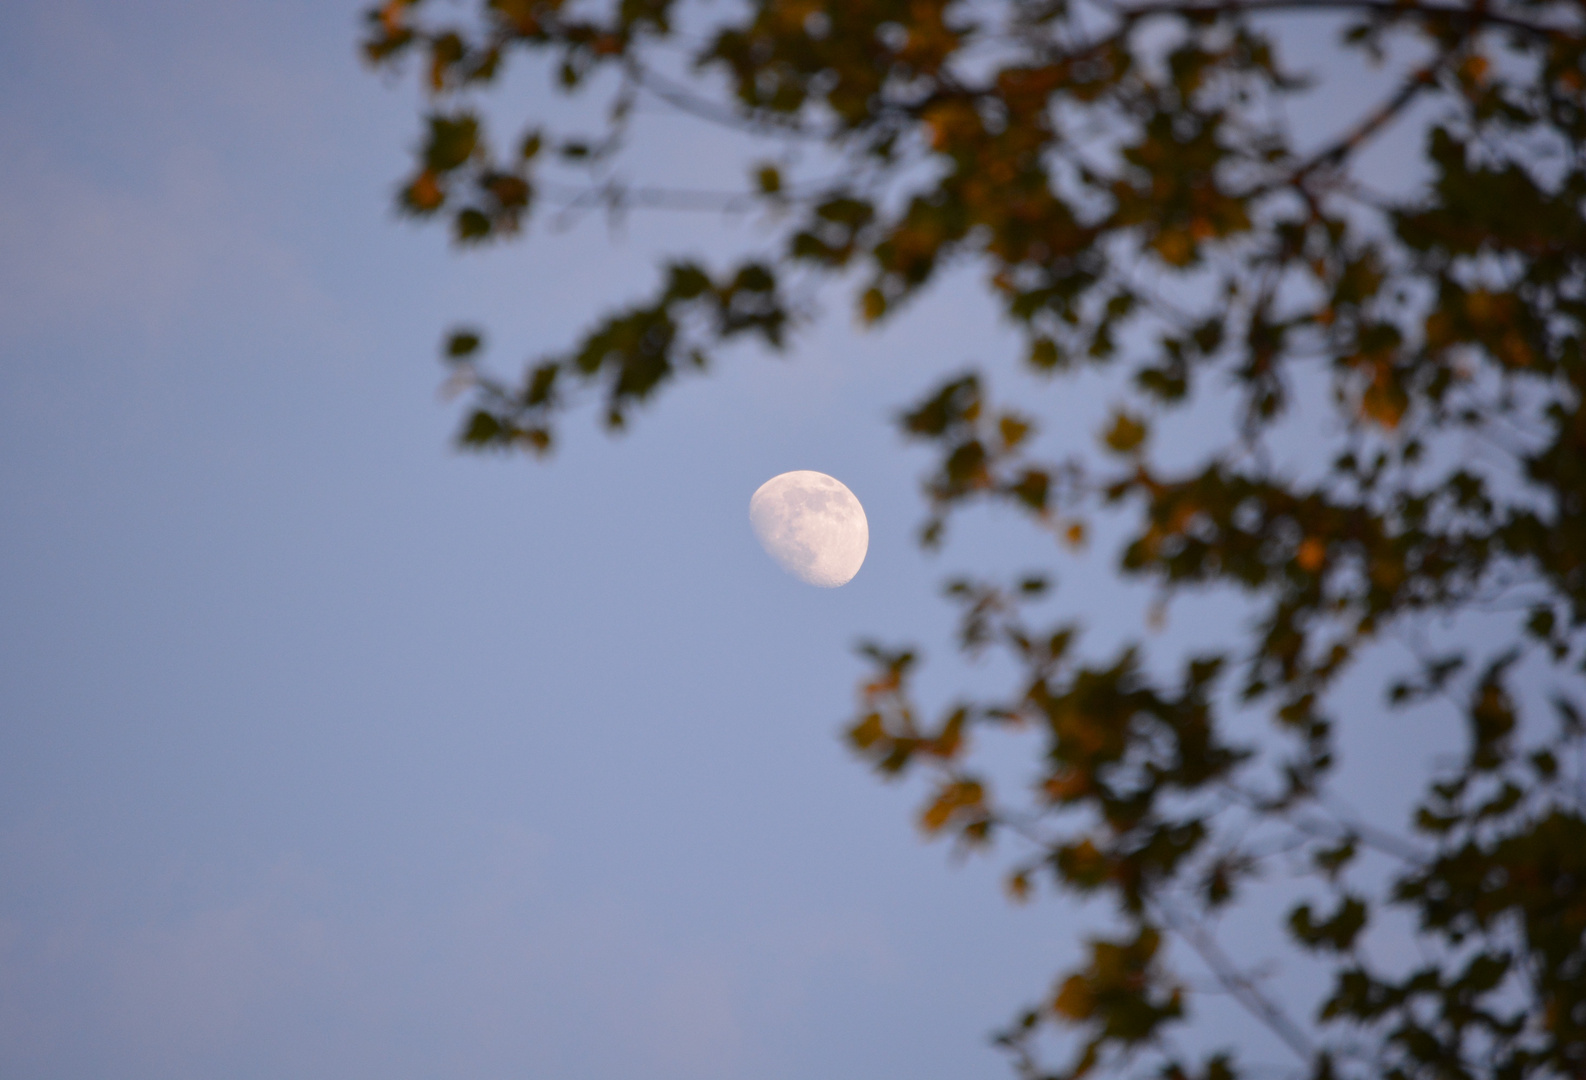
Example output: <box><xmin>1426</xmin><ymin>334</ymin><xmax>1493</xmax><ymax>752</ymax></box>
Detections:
<box><xmin>749</xmin><ymin>471</ymin><xmax>869</xmax><ymax>587</ymax></box>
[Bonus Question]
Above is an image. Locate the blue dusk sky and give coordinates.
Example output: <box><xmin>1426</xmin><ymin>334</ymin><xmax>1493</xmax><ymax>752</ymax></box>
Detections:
<box><xmin>0</xmin><ymin>4</ymin><xmax>1462</xmax><ymax>1079</ymax></box>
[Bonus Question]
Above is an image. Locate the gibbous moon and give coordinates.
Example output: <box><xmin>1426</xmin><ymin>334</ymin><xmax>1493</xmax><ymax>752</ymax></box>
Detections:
<box><xmin>749</xmin><ymin>471</ymin><xmax>869</xmax><ymax>587</ymax></box>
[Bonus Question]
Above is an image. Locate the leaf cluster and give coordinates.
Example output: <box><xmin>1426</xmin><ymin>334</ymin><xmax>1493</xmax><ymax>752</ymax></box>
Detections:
<box><xmin>366</xmin><ymin>1</ymin><xmax>1586</xmax><ymax>1078</ymax></box>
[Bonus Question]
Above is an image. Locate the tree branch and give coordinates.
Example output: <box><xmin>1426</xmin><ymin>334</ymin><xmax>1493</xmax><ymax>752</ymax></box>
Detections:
<box><xmin>539</xmin><ymin>179</ymin><xmax>759</xmax><ymax>214</ymax></box>
<box><xmin>1116</xmin><ymin>0</ymin><xmax>1574</xmax><ymax>39</ymax></box>
<box><xmin>1155</xmin><ymin>897</ymin><xmax>1320</xmax><ymax>1063</ymax></box>
<box><xmin>1295</xmin><ymin>57</ymin><xmax>1444</xmax><ymax>181</ymax></box>
<box><xmin>626</xmin><ymin>58</ymin><xmax>816</xmax><ymax>138</ymax></box>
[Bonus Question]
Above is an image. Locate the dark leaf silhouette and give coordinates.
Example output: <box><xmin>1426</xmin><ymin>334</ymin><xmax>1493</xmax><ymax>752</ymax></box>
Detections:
<box><xmin>366</xmin><ymin>1</ymin><xmax>1586</xmax><ymax>1077</ymax></box>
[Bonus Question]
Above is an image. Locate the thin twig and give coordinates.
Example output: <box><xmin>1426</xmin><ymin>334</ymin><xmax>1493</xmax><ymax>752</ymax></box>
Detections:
<box><xmin>1155</xmin><ymin>896</ymin><xmax>1319</xmax><ymax>1062</ymax></box>
<box><xmin>1294</xmin><ymin>60</ymin><xmax>1444</xmax><ymax>182</ymax></box>
<box><xmin>1115</xmin><ymin>0</ymin><xmax>1572</xmax><ymax>39</ymax></box>
<box><xmin>538</xmin><ymin>179</ymin><xmax>759</xmax><ymax>213</ymax></box>
<box><xmin>626</xmin><ymin>58</ymin><xmax>815</xmax><ymax>138</ymax></box>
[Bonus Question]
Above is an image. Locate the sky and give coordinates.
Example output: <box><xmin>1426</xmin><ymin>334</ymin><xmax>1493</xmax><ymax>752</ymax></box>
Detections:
<box><xmin>0</xmin><ymin>4</ymin><xmax>1464</xmax><ymax>1079</ymax></box>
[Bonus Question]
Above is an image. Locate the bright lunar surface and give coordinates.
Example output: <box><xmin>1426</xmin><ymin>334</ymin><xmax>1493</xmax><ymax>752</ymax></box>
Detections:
<box><xmin>749</xmin><ymin>471</ymin><xmax>869</xmax><ymax>587</ymax></box>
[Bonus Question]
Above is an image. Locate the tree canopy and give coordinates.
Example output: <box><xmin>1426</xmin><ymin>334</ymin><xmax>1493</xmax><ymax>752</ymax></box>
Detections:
<box><xmin>363</xmin><ymin>1</ymin><xmax>1586</xmax><ymax>1078</ymax></box>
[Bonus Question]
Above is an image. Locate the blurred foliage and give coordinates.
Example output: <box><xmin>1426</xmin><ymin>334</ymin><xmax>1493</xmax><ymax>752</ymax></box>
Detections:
<box><xmin>365</xmin><ymin>1</ymin><xmax>1586</xmax><ymax>1077</ymax></box>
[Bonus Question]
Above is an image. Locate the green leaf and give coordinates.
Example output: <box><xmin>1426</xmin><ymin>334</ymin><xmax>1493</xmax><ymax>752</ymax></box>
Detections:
<box><xmin>422</xmin><ymin>112</ymin><xmax>478</xmax><ymax>173</ymax></box>
<box><xmin>444</xmin><ymin>329</ymin><xmax>482</xmax><ymax>359</ymax></box>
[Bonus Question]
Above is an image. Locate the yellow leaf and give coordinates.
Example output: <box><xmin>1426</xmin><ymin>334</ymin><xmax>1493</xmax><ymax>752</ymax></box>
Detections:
<box><xmin>407</xmin><ymin>170</ymin><xmax>444</xmax><ymax>211</ymax></box>
<box><xmin>1043</xmin><ymin>768</ymin><xmax>1089</xmax><ymax>801</ymax></box>
<box><xmin>1296</xmin><ymin>538</ymin><xmax>1326</xmax><ymax>573</ymax></box>
<box><xmin>849</xmin><ymin>712</ymin><xmax>885</xmax><ymax>749</ymax></box>
<box><xmin>1102</xmin><ymin>411</ymin><xmax>1148</xmax><ymax>454</ymax></box>
<box><xmin>999</xmin><ymin>415</ymin><xmax>1031</xmax><ymax>449</ymax></box>
<box><xmin>1153</xmin><ymin>228</ymin><xmax>1194</xmax><ymax>266</ymax></box>
<box><xmin>920</xmin><ymin>779</ymin><xmax>983</xmax><ymax>833</ymax></box>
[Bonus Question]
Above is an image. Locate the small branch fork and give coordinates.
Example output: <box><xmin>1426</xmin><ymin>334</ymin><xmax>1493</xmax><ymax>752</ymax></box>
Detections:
<box><xmin>1154</xmin><ymin>896</ymin><xmax>1321</xmax><ymax>1064</ymax></box>
<box><xmin>537</xmin><ymin>180</ymin><xmax>757</xmax><ymax>225</ymax></box>
<box><xmin>989</xmin><ymin>800</ymin><xmax>1330</xmax><ymax>1069</ymax></box>
<box><xmin>595</xmin><ymin>0</ymin><xmax>1551</xmax><ymax>221</ymax></box>
<box><xmin>1296</xmin><ymin>61</ymin><xmax>1443</xmax><ymax>181</ymax></box>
